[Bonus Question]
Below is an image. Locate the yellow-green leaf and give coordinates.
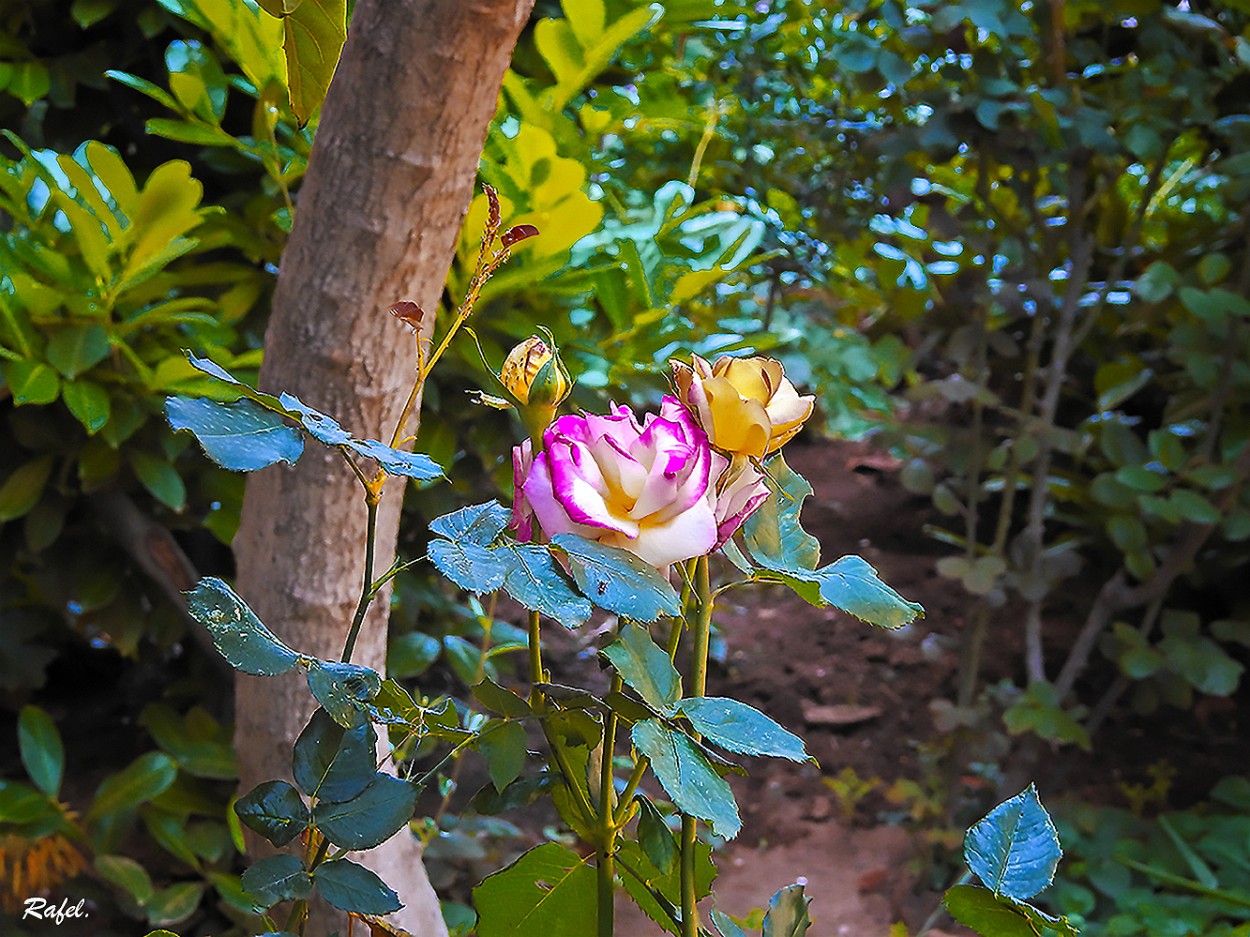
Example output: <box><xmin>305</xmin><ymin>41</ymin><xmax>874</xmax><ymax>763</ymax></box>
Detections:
<box><xmin>283</xmin><ymin>0</ymin><xmax>346</xmax><ymax>124</ymax></box>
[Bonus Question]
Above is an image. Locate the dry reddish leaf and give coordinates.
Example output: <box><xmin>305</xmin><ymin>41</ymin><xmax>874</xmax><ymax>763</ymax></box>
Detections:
<box><xmin>388</xmin><ymin>301</ymin><xmax>425</xmax><ymax>332</ymax></box>
<box><xmin>500</xmin><ymin>223</ymin><xmax>540</xmax><ymax>247</ymax></box>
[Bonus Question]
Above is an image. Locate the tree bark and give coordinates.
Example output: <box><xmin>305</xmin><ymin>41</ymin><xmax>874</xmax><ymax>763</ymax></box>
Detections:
<box><xmin>231</xmin><ymin>2</ymin><xmax>535</xmax><ymax>934</ymax></box>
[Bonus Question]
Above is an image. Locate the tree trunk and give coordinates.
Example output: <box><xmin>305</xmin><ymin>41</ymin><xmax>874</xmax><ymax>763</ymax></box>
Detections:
<box><xmin>231</xmin><ymin>2</ymin><xmax>535</xmax><ymax>934</ymax></box>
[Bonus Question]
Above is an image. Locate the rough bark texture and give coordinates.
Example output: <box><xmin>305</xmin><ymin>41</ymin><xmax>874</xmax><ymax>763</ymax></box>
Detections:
<box><xmin>231</xmin><ymin>2</ymin><xmax>535</xmax><ymax>934</ymax></box>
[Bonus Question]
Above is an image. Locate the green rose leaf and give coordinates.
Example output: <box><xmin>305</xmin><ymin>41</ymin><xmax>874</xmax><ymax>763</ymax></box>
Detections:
<box><xmin>18</xmin><ymin>705</ymin><xmax>64</xmax><ymax>798</ymax></box>
<box><xmin>943</xmin><ymin>885</ymin><xmax>1078</xmax><ymax>937</ymax></box>
<box><xmin>553</xmin><ymin>534</ymin><xmax>681</xmax><ymax>622</ymax></box>
<box><xmin>185</xmin><ymin>352</ymin><xmax>286</xmax><ymax>410</ymax></box>
<box><xmin>291</xmin><ymin>708</ymin><xmax>376</xmax><ymax>803</ymax></box>
<box><xmin>964</xmin><ymin>785</ymin><xmax>1062</xmax><ymax>900</ymax></box>
<box><xmin>635</xmin><ymin>795</ymin><xmax>679</xmax><ymax>876</ymax></box>
<box><xmin>742</xmin><ymin>454</ymin><xmax>821</xmax><ymax>572</ymax></box>
<box><xmin>675</xmin><ymin>697</ymin><xmax>810</xmax><ymax>762</ymax></box>
<box><xmin>631</xmin><ymin>719</ymin><xmax>741</xmax><ymax>839</ymax></box>
<box><xmin>711</xmin><ymin>908</ymin><xmax>747</xmax><ymax>937</ymax></box>
<box><xmin>312</xmin><ymin>773</ymin><xmax>417</xmax><ymax>850</ymax></box>
<box><xmin>616</xmin><ymin>837</ymin><xmax>716</xmax><ymax>936</ymax></box>
<box><xmin>234</xmin><ymin>780</ymin><xmax>309</xmax><ymax>847</ymax></box>
<box><xmin>429</xmin><ymin>501</ymin><xmax>510</xmax><ymax>544</ymax></box>
<box><xmin>186</xmin><ymin>577</ymin><xmax>301</xmax><ymax>676</ymax></box>
<box><xmin>313</xmin><ymin>858</ymin><xmax>402</xmax><ymax>915</ymax></box>
<box><xmin>429</xmin><ymin>538</ymin><xmax>507</xmax><ymax>595</ymax></box>
<box><xmin>166</xmin><ymin>396</ymin><xmax>304</xmax><ymax>471</ymax></box>
<box><xmin>762</xmin><ymin>883</ymin><xmax>813</xmax><ymax>937</ymax></box>
<box><xmin>603</xmin><ymin>622</ymin><xmax>681</xmax><ymax>714</ymax></box>
<box><xmin>815</xmin><ymin>555</ymin><xmax>924</xmax><ymax>629</ymax></box>
<box><xmin>477</xmin><ymin>720</ymin><xmax>528</xmax><ymax>793</ymax></box>
<box><xmin>473</xmin><ymin>842</ymin><xmax>596</xmax><ymax>937</ymax></box>
<box><xmin>472</xmin><ymin>678</ymin><xmax>533</xmax><ymax>719</ymax></box>
<box><xmin>306</xmin><ymin>659</ymin><xmax>382</xmax><ymax>728</ymax></box>
<box><xmin>240</xmin><ymin>854</ymin><xmax>311</xmax><ymax>908</ymax></box>
<box><xmin>495</xmin><ymin>542</ymin><xmax>592</xmax><ymax>628</ymax></box>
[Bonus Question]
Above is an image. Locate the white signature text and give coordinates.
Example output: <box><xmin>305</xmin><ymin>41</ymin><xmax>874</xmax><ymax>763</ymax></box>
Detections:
<box><xmin>22</xmin><ymin>897</ymin><xmax>89</xmax><ymax>924</ymax></box>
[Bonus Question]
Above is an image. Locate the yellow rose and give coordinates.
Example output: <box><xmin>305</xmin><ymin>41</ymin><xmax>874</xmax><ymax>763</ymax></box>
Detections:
<box><xmin>672</xmin><ymin>354</ymin><xmax>815</xmax><ymax>458</ymax></box>
<box><xmin>500</xmin><ymin>335</ymin><xmax>570</xmax><ymax>407</ymax></box>
<box><xmin>500</xmin><ymin>335</ymin><xmax>572</xmax><ymax>443</ymax></box>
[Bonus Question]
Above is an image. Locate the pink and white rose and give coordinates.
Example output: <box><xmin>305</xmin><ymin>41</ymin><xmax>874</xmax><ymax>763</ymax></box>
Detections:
<box><xmin>512</xmin><ymin>397</ymin><xmax>768</xmax><ymax>568</ymax></box>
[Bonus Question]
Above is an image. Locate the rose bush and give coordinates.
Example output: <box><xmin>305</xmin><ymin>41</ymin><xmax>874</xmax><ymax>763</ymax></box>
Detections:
<box><xmin>672</xmin><ymin>354</ymin><xmax>815</xmax><ymax>458</ymax></box>
<box><xmin>512</xmin><ymin>397</ymin><xmax>768</xmax><ymax>567</ymax></box>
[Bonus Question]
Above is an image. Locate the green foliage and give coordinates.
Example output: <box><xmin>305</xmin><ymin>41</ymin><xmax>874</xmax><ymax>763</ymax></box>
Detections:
<box><xmin>186</xmin><ymin>576</ymin><xmax>302</xmax><ymax>675</ymax></box>
<box><xmin>17</xmin><ymin>705</ymin><xmax>64</xmax><ymax>798</ymax></box>
<box><xmin>1048</xmin><ymin>778</ymin><xmax>1250</xmax><ymax>937</ymax></box>
<box><xmin>965</xmin><ymin>785</ymin><xmax>1063</xmax><ymax>901</ymax></box>
<box><xmin>632</xmin><ymin>718</ymin><xmax>741</xmax><ymax>839</ymax></box>
<box><xmin>473</xmin><ymin>843</ymin><xmax>597</xmax><ymax>937</ymax></box>
<box><xmin>947</xmin><ymin>787</ymin><xmax>1078</xmax><ymax>937</ymax></box>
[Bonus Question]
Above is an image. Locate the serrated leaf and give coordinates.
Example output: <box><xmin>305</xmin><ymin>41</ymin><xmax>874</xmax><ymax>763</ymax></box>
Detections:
<box><xmin>18</xmin><ymin>705</ymin><xmax>64</xmax><ymax>798</ymax></box>
<box><xmin>306</xmin><ymin>659</ymin><xmax>382</xmax><ymax>727</ymax></box>
<box><xmin>762</xmin><ymin>884</ymin><xmax>813</xmax><ymax>937</ymax></box>
<box><xmin>478</xmin><ymin>720</ymin><xmax>528</xmax><ymax>793</ymax></box>
<box><xmin>312</xmin><ymin>773</ymin><xmax>417</xmax><ymax>850</ymax></box>
<box><xmin>743</xmin><ymin>455</ymin><xmax>821</xmax><ymax>572</ymax></box>
<box><xmin>185</xmin><ymin>352</ymin><xmax>286</xmax><ymax>409</ymax></box>
<box><xmin>472</xmin><ymin>678</ymin><xmax>532</xmax><ymax>718</ymax></box>
<box><xmin>496</xmin><ymin>542</ymin><xmax>592</xmax><ymax>628</ymax></box>
<box><xmin>276</xmin><ymin>393</ymin><xmax>443</xmax><ymax>479</ymax></box>
<box><xmin>964</xmin><ymin>785</ymin><xmax>1062</xmax><ymax>900</ymax></box>
<box><xmin>632</xmin><ymin>719</ymin><xmax>740</xmax><ymax>839</ymax></box>
<box><xmin>473</xmin><ymin>842</ymin><xmax>596</xmax><ymax>937</ymax></box>
<box><xmin>429</xmin><ymin>539</ymin><xmax>507</xmax><ymax>594</ymax></box>
<box><xmin>186</xmin><ymin>577</ymin><xmax>301</xmax><ymax>675</ymax></box>
<box><xmin>616</xmin><ymin>837</ymin><xmax>715</xmax><ymax>936</ymax></box>
<box><xmin>292</xmin><ymin>708</ymin><xmax>376</xmax><ymax>802</ymax></box>
<box><xmin>603</xmin><ymin>622</ymin><xmax>681</xmax><ymax>713</ymax></box>
<box><xmin>344</xmin><ymin>437</ymin><xmax>443</xmax><ymax>480</ymax></box>
<box><xmin>711</xmin><ymin>908</ymin><xmax>747</xmax><ymax>937</ymax></box>
<box><xmin>675</xmin><ymin>697</ymin><xmax>809</xmax><ymax>762</ymax></box>
<box><xmin>314</xmin><ymin>858</ymin><xmax>402</xmax><ymax>915</ymax></box>
<box><xmin>944</xmin><ymin>884</ymin><xmax>1078</xmax><ymax>937</ymax></box>
<box><xmin>167</xmin><ymin>396</ymin><xmax>304</xmax><ymax>471</ymax></box>
<box><xmin>554</xmin><ymin>534</ymin><xmax>681</xmax><ymax>621</ymax></box>
<box><xmin>635</xmin><ymin>795</ymin><xmax>679</xmax><ymax>876</ymax></box>
<box><xmin>429</xmin><ymin>501</ymin><xmax>510</xmax><ymax>544</ymax></box>
<box><xmin>235</xmin><ymin>780</ymin><xmax>309</xmax><ymax>847</ymax></box>
<box><xmin>816</xmin><ymin>555</ymin><xmax>924</xmax><ymax>629</ymax></box>
<box><xmin>241</xmin><ymin>854</ymin><xmax>311</xmax><ymax>908</ymax></box>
